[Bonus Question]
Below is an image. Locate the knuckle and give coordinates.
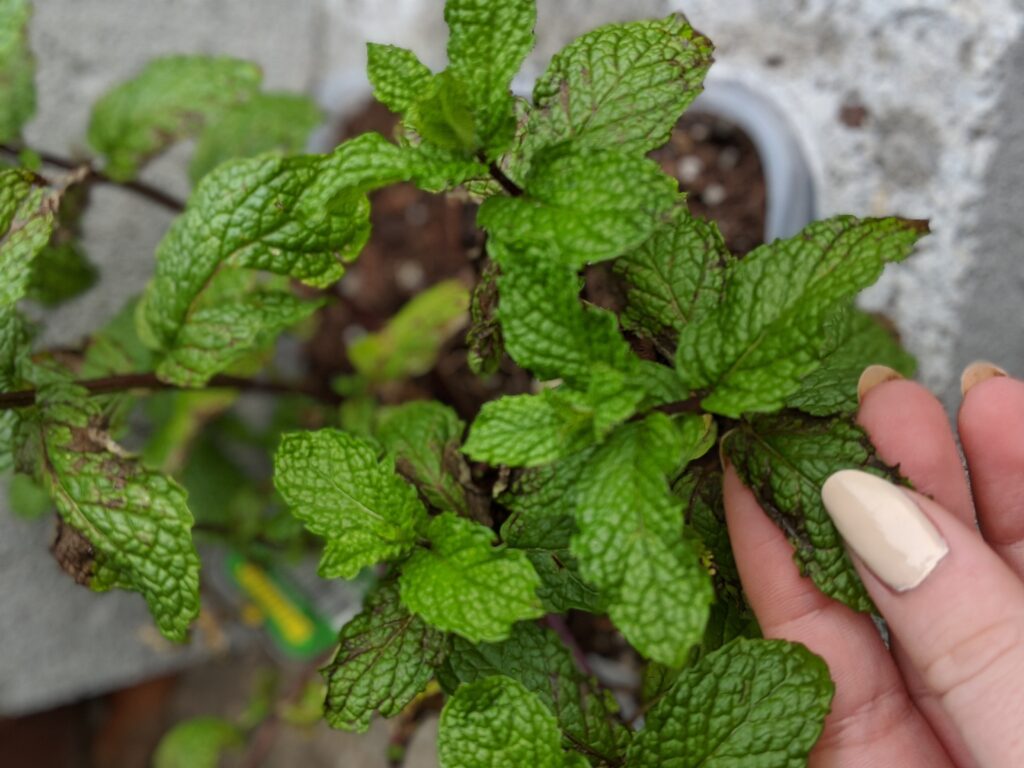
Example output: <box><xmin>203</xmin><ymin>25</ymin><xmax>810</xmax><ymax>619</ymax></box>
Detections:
<box><xmin>921</xmin><ymin>614</ymin><xmax>1024</xmax><ymax>703</ymax></box>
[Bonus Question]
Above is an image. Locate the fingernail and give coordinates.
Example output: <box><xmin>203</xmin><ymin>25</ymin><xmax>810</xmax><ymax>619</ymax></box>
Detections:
<box><xmin>857</xmin><ymin>365</ymin><xmax>903</xmax><ymax>404</ymax></box>
<box><xmin>960</xmin><ymin>361</ymin><xmax>1007</xmax><ymax>396</ymax></box>
<box><xmin>821</xmin><ymin>469</ymin><xmax>948</xmax><ymax>592</ymax></box>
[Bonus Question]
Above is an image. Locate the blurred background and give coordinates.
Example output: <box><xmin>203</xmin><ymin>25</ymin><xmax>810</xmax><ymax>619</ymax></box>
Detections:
<box><xmin>2</xmin><ymin>0</ymin><xmax>1023</xmax><ymax>765</ymax></box>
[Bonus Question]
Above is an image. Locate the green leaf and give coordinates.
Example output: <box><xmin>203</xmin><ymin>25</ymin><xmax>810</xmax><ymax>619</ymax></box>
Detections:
<box><xmin>786</xmin><ymin>309</ymin><xmax>916</xmax><ymax>416</ymax></box>
<box><xmin>445</xmin><ymin>0</ymin><xmax>535</xmax><ymax>156</ymax></box>
<box><xmin>348</xmin><ymin>279</ymin><xmax>470</xmax><ymax>382</ymax></box>
<box><xmin>676</xmin><ymin>216</ymin><xmax>928</xmax><ymax>417</ymax></box>
<box><xmin>366</xmin><ymin>43</ymin><xmax>433</xmax><ymax>116</ymax></box>
<box><xmin>446</xmin><ymin>623</ymin><xmax>629</xmax><ymax>764</ymax></box>
<box><xmin>571</xmin><ymin>414</ymin><xmax>713</xmax><ymax>667</ymax></box>
<box><xmin>87</xmin><ymin>55</ymin><xmax>262</xmax><ymax>180</ymax></box>
<box><xmin>399</xmin><ymin>512</ymin><xmax>542</xmax><ymax>642</ymax></box>
<box><xmin>273</xmin><ymin>429</ymin><xmax>428</xmax><ymax>579</ymax></box>
<box><xmin>0</xmin><ymin>305</ymin><xmax>29</xmax><ymax>470</ymax></box>
<box><xmin>0</xmin><ymin>0</ymin><xmax>35</xmax><ymax>142</ymax></box>
<box><xmin>627</xmin><ymin>638</ymin><xmax>834</xmax><ymax>767</ymax></box>
<box><xmin>7</xmin><ymin>472</ymin><xmax>50</xmax><ymax>519</ymax></box>
<box><xmin>153</xmin><ymin>717</ymin><xmax>242</xmax><ymax>768</ymax></box>
<box><xmin>466</xmin><ymin>258</ymin><xmax>503</xmax><ymax>375</ymax></box>
<box><xmin>723</xmin><ymin>412</ymin><xmax>906</xmax><ymax>611</ymax></box>
<box><xmin>616</xmin><ymin>210</ymin><xmax>731</xmax><ymax>344</ymax></box>
<box><xmin>463</xmin><ymin>369</ymin><xmax>643</xmax><ymax>467</ymax></box>
<box><xmin>27</xmin><ymin>244</ymin><xmax>97</xmax><ymax>307</ymax></box>
<box><xmin>322</xmin><ymin>582</ymin><xmax>447</xmax><ymax>733</ymax></box>
<box><xmin>494</xmin><ymin>243</ymin><xmax>632</xmax><ymax>384</ymax></box>
<box><xmin>520</xmin><ymin>14</ymin><xmax>712</xmax><ymax>162</ymax></box>
<box><xmin>439</xmin><ymin>676</ymin><xmax>570</xmax><ymax>768</ymax></box>
<box><xmin>0</xmin><ymin>168</ymin><xmax>57</xmax><ymax>307</ymax></box>
<box><xmin>35</xmin><ymin>382</ymin><xmax>200</xmax><ymax>642</ymax></box>
<box><xmin>156</xmin><ymin>288</ymin><xmax>323</xmax><ymax>387</ymax></box>
<box><xmin>479</xmin><ymin>143</ymin><xmax>678</xmax><ymax>268</ymax></box>
<box><xmin>188</xmin><ymin>92</ymin><xmax>323</xmax><ymax>183</ymax></box>
<box><xmin>376</xmin><ymin>400</ymin><xmax>469</xmax><ymax>514</ymax></box>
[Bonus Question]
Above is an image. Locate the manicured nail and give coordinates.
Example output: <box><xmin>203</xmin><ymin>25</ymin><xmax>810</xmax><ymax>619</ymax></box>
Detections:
<box><xmin>857</xmin><ymin>364</ymin><xmax>903</xmax><ymax>403</ymax></box>
<box><xmin>821</xmin><ymin>469</ymin><xmax>948</xmax><ymax>592</ymax></box>
<box><xmin>960</xmin><ymin>361</ymin><xmax>1007</xmax><ymax>396</ymax></box>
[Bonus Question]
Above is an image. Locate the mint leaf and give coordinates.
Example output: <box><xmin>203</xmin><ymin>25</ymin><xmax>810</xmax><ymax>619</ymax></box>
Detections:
<box><xmin>348</xmin><ymin>279</ymin><xmax>470</xmax><ymax>382</ymax></box>
<box><xmin>499</xmin><ymin>449</ymin><xmax>603</xmax><ymax>614</ymax></box>
<box><xmin>322</xmin><ymin>582</ymin><xmax>446</xmax><ymax>733</ymax></box>
<box><xmin>676</xmin><ymin>216</ymin><xmax>928</xmax><ymax>417</ymax></box>
<box><xmin>520</xmin><ymin>14</ymin><xmax>712</xmax><ymax>162</ymax></box>
<box><xmin>366</xmin><ymin>43</ymin><xmax>433</xmax><ymax>116</ymax></box>
<box><xmin>156</xmin><ymin>288</ymin><xmax>323</xmax><ymax>386</ymax></box>
<box><xmin>439</xmin><ymin>676</ymin><xmax>570</xmax><ymax>768</ymax></box>
<box><xmin>87</xmin><ymin>55</ymin><xmax>262</xmax><ymax>180</ymax></box>
<box><xmin>0</xmin><ymin>0</ymin><xmax>36</xmax><ymax>142</ymax></box>
<box><xmin>153</xmin><ymin>717</ymin><xmax>242</xmax><ymax>768</ymax></box>
<box><xmin>723</xmin><ymin>412</ymin><xmax>906</xmax><ymax>611</ymax></box>
<box><xmin>628</xmin><ymin>638</ymin><xmax>833</xmax><ymax>767</ymax></box>
<box><xmin>0</xmin><ymin>306</ymin><xmax>29</xmax><ymax>470</ymax></box>
<box><xmin>571</xmin><ymin>414</ymin><xmax>713</xmax><ymax>667</ymax></box>
<box><xmin>446</xmin><ymin>623</ymin><xmax>629</xmax><ymax>763</ymax></box>
<box><xmin>1</xmin><ymin>168</ymin><xmax>57</xmax><ymax>307</ymax></box>
<box><xmin>188</xmin><ymin>92</ymin><xmax>323</xmax><ymax>183</ymax></box>
<box><xmin>35</xmin><ymin>382</ymin><xmax>200</xmax><ymax>642</ymax></box>
<box><xmin>616</xmin><ymin>210</ymin><xmax>731</xmax><ymax>344</ymax></box>
<box><xmin>494</xmin><ymin>244</ymin><xmax>632</xmax><ymax>383</ymax></box>
<box><xmin>786</xmin><ymin>309</ymin><xmax>916</xmax><ymax>416</ymax></box>
<box><xmin>444</xmin><ymin>0</ymin><xmax>535</xmax><ymax>157</ymax></box>
<box><xmin>479</xmin><ymin>143</ymin><xmax>678</xmax><ymax>267</ymax></box>
<box><xmin>376</xmin><ymin>400</ymin><xmax>470</xmax><ymax>515</ymax></box>
<box><xmin>463</xmin><ymin>368</ymin><xmax>643</xmax><ymax>467</ymax></box>
<box><xmin>399</xmin><ymin>512</ymin><xmax>542</xmax><ymax>642</ymax></box>
<box><xmin>274</xmin><ymin>429</ymin><xmax>428</xmax><ymax>579</ymax></box>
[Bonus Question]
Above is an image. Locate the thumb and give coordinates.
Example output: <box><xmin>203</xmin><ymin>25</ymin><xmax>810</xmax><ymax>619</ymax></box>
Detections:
<box><xmin>822</xmin><ymin>470</ymin><xmax>1024</xmax><ymax>767</ymax></box>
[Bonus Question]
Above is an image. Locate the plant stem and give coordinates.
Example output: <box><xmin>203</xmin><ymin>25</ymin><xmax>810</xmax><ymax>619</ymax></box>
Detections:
<box><xmin>481</xmin><ymin>154</ymin><xmax>523</xmax><ymax>197</ymax></box>
<box><xmin>0</xmin><ymin>143</ymin><xmax>185</xmax><ymax>213</ymax></box>
<box><xmin>0</xmin><ymin>371</ymin><xmax>341</xmax><ymax>410</ymax></box>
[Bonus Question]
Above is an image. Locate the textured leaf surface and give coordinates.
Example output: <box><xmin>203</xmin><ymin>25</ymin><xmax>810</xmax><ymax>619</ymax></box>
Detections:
<box><xmin>348</xmin><ymin>279</ymin><xmax>469</xmax><ymax>382</ymax></box>
<box><xmin>37</xmin><ymin>383</ymin><xmax>200</xmax><ymax>641</ymax></box>
<box><xmin>571</xmin><ymin>414</ymin><xmax>712</xmax><ymax>666</ymax></box>
<box><xmin>616</xmin><ymin>211</ymin><xmax>730</xmax><ymax>341</ymax></box>
<box><xmin>366</xmin><ymin>43</ymin><xmax>433</xmax><ymax>116</ymax></box>
<box><xmin>0</xmin><ymin>305</ymin><xmax>28</xmax><ymax>469</ymax></box>
<box><xmin>479</xmin><ymin>144</ymin><xmax>678</xmax><ymax>267</ymax></box>
<box><xmin>676</xmin><ymin>216</ymin><xmax>927</xmax><ymax>416</ymax></box>
<box><xmin>88</xmin><ymin>55</ymin><xmax>262</xmax><ymax>180</ymax></box>
<box><xmin>153</xmin><ymin>717</ymin><xmax>241</xmax><ymax>768</ymax></box>
<box><xmin>322</xmin><ymin>582</ymin><xmax>446</xmax><ymax>732</ymax></box>
<box><xmin>724</xmin><ymin>412</ymin><xmax>906</xmax><ymax>611</ymax></box>
<box><xmin>445</xmin><ymin>0</ymin><xmax>535</xmax><ymax>156</ymax></box>
<box><xmin>399</xmin><ymin>512</ymin><xmax>542</xmax><ymax>642</ymax></box>
<box><xmin>376</xmin><ymin>400</ymin><xmax>469</xmax><ymax>514</ymax></box>
<box><xmin>629</xmin><ymin>638</ymin><xmax>833</xmax><ymax>767</ymax></box>
<box><xmin>0</xmin><ymin>168</ymin><xmax>57</xmax><ymax>307</ymax></box>
<box><xmin>786</xmin><ymin>309</ymin><xmax>916</xmax><ymax>416</ymax></box>
<box><xmin>188</xmin><ymin>92</ymin><xmax>323</xmax><ymax>183</ymax></box>
<box><xmin>520</xmin><ymin>14</ymin><xmax>712</xmax><ymax>162</ymax></box>
<box><xmin>495</xmin><ymin>244</ymin><xmax>632</xmax><ymax>383</ymax></box>
<box><xmin>0</xmin><ymin>0</ymin><xmax>36</xmax><ymax>142</ymax></box>
<box><xmin>439</xmin><ymin>676</ymin><xmax>567</xmax><ymax>768</ymax></box>
<box><xmin>156</xmin><ymin>289</ymin><xmax>322</xmax><ymax>386</ymax></box>
<box><xmin>274</xmin><ymin>429</ymin><xmax>427</xmax><ymax>579</ymax></box>
<box><xmin>446</xmin><ymin>623</ymin><xmax>628</xmax><ymax>763</ymax></box>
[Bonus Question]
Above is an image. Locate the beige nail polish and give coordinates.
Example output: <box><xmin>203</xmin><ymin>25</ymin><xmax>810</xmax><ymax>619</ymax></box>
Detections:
<box><xmin>821</xmin><ymin>470</ymin><xmax>948</xmax><ymax>592</ymax></box>
<box><xmin>960</xmin><ymin>361</ymin><xmax>1007</xmax><ymax>396</ymax></box>
<box><xmin>856</xmin><ymin>364</ymin><xmax>903</xmax><ymax>404</ymax></box>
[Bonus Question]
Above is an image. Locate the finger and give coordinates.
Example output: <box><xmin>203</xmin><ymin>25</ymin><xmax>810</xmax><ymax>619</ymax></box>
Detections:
<box><xmin>822</xmin><ymin>471</ymin><xmax>1024</xmax><ymax>767</ymax></box>
<box><xmin>857</xmin><ymin>372</ymin><xmax>974</xmax><ymax>525</ymax></box>
<box><xmin>724</xmin><ymin>466</ymin><xmax>952</xmax><ymax>766</ymax></box>
<box><xmin>855</xmin><ymin>372</ymin><xmax>979</xmax><ymax>764</ymax></box>
<box><xmin>958</xmin><ymin>365</ymin><xmax>1024</xmax><ymax>576</ymax></box>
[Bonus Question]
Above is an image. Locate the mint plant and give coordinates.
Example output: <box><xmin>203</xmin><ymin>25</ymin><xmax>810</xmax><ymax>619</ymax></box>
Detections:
<box><xmin>1</xmin><ymin>0</ymin><xmax>924</xmax><ymax>764</ymax></box>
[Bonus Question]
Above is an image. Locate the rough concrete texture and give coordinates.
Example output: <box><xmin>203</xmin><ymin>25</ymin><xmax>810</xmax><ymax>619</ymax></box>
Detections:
<box><xmin>4</xmin><ymin>0</ymin><xmax>1024</xmax><ymax>733</ymax></box>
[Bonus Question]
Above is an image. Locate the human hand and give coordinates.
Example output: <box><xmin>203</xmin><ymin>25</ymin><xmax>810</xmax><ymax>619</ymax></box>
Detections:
<box><xmin>724</xmin><ymin>362</ymin><xmax>1024</xmax><ymax>766</ymax></box>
